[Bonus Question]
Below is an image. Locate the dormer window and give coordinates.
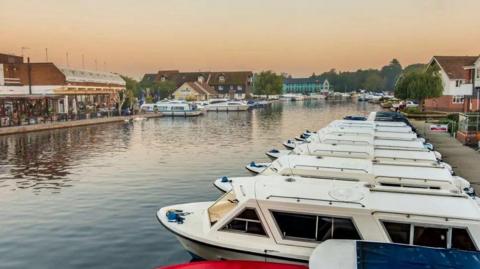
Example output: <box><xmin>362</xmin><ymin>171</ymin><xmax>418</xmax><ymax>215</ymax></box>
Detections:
<box><xmin>161</xmin><ymin>76</ymin><xmax>166</xmax><ymax>82</ymax></box>
<box><xmin>219</xmin><ymin>75</ymin><xmax>225</xmax><ymax>83</ymax></box>
<box><xmin>197</xmin><ymin>75</ymin><xmax>204</xmax><ymax>83</ymax></box>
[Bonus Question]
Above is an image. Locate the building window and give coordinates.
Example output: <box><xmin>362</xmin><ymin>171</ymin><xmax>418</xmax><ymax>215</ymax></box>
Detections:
<box><xmin>161</xmin><ymin>76</ymin><xmax>166</xmax><ymax>82</ymax></box>
<box><xmin>382</xmin><ymin>221</ymin><xmax>477</xmax><ymax>251</ymax></box>
<box><xmin>456</xmin><ymin>80</ymin><xmax>463</xmax><ymax>87</ymax></box>
<box><xmin>218</xmin><ymin>86</ymin><xmax>224</xmax><ymax>91</ymax></box>
<box><xmin>219</xmin><ymin>75</ymin><xmax>225</xmax><ymax>83</ymax></box>
<box><xmin>237</xmin><ymin>86</ymin><xmax>243</xmax><ymax>91</ymax></box>
<box><xmin>272</xmin><ymin>211</ymin><xmax>361</xmax><ymax>242</ymax></box>
<box><xmin>452</xmin><ymin>95</ymin><xmax>464</xmax><ymax>104</ymax></box>
<box><xmin>223</xmin><ymin>208</ymin><xmax>266</xmax><ymax>236</ymax></box>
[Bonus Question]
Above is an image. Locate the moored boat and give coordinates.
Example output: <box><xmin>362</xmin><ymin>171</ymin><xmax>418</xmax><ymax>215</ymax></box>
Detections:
<box><xmin>205</xmin><ymin>99</ymin><xmax>249</xmax><ymax>111</ymax></box>
<box><xmin>159</xmin><ymin>175</ymin><xmax>480</xmax><ymax>264</ymax></box>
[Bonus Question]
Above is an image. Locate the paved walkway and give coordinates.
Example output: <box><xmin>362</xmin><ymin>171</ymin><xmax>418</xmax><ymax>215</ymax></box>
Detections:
<box><xmin>0</xmin><ymin>113</ymin><xmax>163</xmax><ymax>136</ymax></box>
<box><xmin>412</xmin><ymin>120</ymin><xmax>480</xmax><ymax>191</ymax></box>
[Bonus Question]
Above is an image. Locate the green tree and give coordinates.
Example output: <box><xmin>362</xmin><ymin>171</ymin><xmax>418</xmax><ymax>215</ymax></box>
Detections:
<box><xmin>253</xmin><ymin>71</ymin><xmax>284</xmax><ymax>97</ymax></box>
<box><xmin>380</xmin><ymin>59</ymin><xmax>403</xmax><ymax>91</ymax></box>
<box><xmin>139</xmin><ymin>79</ymin><xmax>177</xmax><ymax>100</ymax></box>
<box><xmin>119</xmin><ymin>75</ymin><xmax>138</xmax><ymax>113</ymax></box>
<box><xmin>395</xmin><ymin>70</ymin><xmax>443</xmax><ymax>110</ymax></box>
<box><xmin>363</xmin><ymin>72</ymin><xmax>385</xmax><ymax>91</ymax></box>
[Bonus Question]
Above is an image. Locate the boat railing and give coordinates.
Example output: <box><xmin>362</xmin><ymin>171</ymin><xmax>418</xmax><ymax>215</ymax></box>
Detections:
<box><xmin>374</xmin><ymin>156</ymin><xmax>437</xmax><ymax>164</ymax></box>
<box><xmin>372</xmin><ymin>161</ymin><xmax>442</xmax><ymax>168</ymax></box>
<box><xmin>293</xmin><ymin>164</ymin><xmax>369</xmax><ymax>173</ymax></box>
<box><xmin>266</xmin><ymin>195</ymin><xmax>366</xmax><ymax>208</ymax></box>
<box><xmin>374</xmin><ymin>175</ymin><xmax>451</xmax><ymax>183</ymax></box>
<box><xmin>373</xmin><ymin>136</ymin><xmax>417</xmax><ymax>141</ymax></box>
<box><xmin>371</xmin><ymin>210</ymin><xmax>480</xmax><ymax>222</ymax></box>
<box><xmin>312</xmin><ymin>149</ymin><xmax>370</xmax><ymax>157</ymax></box>
<box><xmin>374</xmin><ymin>146</ymin><xmax>428</xmax><ymax>152</ymax></box>
<box><xmin>323</xmin><ymin>139</ymin><xmax>371</xmax><ymax>145</ymax></box>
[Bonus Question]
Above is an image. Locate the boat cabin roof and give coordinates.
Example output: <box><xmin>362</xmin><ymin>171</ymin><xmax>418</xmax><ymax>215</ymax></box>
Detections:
<box><xmin>293</xmin><ymin>143</ymin><xmax>436</xmax><ymax>162</ymax></box>
<box><xmin>308</xmin><ymin>133</ymin><xmax>423</xmax><ymax>147</ymax></box>
<box><xmin>267</xmin><ymin>155</ymin><xmax>457</xmax><ymax>193</ymax></box>
<box><xmin>231</xmin><ymin>176</ymin><xmax>480</xmax><ymax>221</ymax></box>
<box><xmin>329</xmin><ymin>120</ymin><xmax>408</xmax><ymax>128</ymax></box>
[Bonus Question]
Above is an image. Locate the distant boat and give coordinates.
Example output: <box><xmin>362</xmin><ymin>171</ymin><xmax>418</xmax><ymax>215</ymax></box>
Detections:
<box><xmin>205</xmin><ymin>99</ymin><xmax>249</xmax><ymax>111</ymax></box>
<box><xmin>141</xmin><ymin>101</ymin><xmax>204</xmax><ymax>116</ymax></box>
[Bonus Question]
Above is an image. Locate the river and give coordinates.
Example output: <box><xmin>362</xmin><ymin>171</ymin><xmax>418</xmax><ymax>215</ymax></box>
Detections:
<box><xmin>0</xmin><ymin>100</ymin><xmax>378</xmax><ymax>269</ymax></box>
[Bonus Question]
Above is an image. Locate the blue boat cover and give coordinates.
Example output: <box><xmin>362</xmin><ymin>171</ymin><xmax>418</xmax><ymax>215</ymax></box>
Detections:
<box><xmin>357</xmin><ymin>241</ymin><xmax>480</xmax><ymax>269</ymax></box>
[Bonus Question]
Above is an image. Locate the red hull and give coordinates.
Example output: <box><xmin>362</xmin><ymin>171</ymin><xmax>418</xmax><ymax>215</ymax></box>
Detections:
<box><xmin>157</xmin><ymin>260</ymin><xmax>308</xmax><ymax>269</ymax></box>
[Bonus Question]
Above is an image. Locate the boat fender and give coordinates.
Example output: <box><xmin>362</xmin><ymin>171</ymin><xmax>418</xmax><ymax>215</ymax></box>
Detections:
<box><xmin>269</xmin><ymin>149</ymin><xmax>279</xmax><ymax>153</ymax></box>
<box><xmin>464</xmin><ymin>187</ymin><xmax>476</xmax><ymax>198</ymax></box>
<box><xmin>166</xmin><ymin>210</ymin><xmax>186</xmax><ymax>224</ymax></box>
<box><xmin>221</xmin><ymin>176</ymin><xmax>230</xmax><ymax>183</ymax></box>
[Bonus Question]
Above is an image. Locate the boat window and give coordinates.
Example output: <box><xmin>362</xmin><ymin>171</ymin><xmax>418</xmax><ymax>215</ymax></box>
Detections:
<box><xmin>207</xmin><ymin>191</ymin><xmax>238</xmax><ymax>225</ymax></box>
<box><xmin>272</xmin><ymin>211</ymin><xmax>360</xmax><ymax>242</ymax></box>
<box><xmin>382</xmin><ymin>221</ymin><xmax>475</xmax><ymax>250</ymax></box>
<box><xmin>273</xmin><ymin>212</ymin><xmax>316</xmax><ymax>240</ymax></box>
<box><xmin>332</xmin><ymin>218</ymin><xmax>362</xmax><ymax>240</ymax></box>
<box><xmin>413</xmin><ymin>226</ymin><xmax>448</xmax><ymax>248</ymax></box>
<box><xmin>451</xmin><ymin>228</ymin><xmax>476</xmax><ymax>251</ymax></box>
<box><xmin>222</xmin><ymin>208</ymin><xmax>266</xmax><ymax>236</ymax></box>
<box><xmin>383</xmin><ymin>221</ymin><xmax>410</xmax><ymax>244</ymax></box>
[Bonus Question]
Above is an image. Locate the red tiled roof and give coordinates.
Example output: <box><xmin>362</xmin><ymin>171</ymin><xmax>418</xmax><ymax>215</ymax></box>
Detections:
<box><xmin>433</xmin><ymin>56</ymin><xmax>479</xmax><ymax>80</ymax></box>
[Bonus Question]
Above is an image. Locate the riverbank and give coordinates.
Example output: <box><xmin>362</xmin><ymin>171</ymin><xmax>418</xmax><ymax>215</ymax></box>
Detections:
<box><xmin>0</xmin><ymin>113</ymin><xmax>163</xmax><ymax>136</ymax></box>
<box><xmin>411</xmin><ymin>120</ymin><xmax>480</xmax><ymax>191</ymax></box>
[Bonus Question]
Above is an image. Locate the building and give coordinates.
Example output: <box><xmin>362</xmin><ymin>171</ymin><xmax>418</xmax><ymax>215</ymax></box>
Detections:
<box><xmin>172</xmin><ymin>81</ymin><xmax>216</xmax><ymax>101</ymax></box>
<box><xmin>0</xmin><ymin>53</ymin><xmax>125</xmax><ymax>126</ymax></box>
<box><xmin>283</xmin><ymin>77</ymin><xmax>330</xmax><ymax>94</ymax></box>
<box><xmin>141</xmin><ymin>70</ymin><xmax>253</xmax><ymax>99</ymax></box>
<box><xmin>425</xmin><ymin>56</ymin><xmax>480</xmax><ymax>112</ymax></box>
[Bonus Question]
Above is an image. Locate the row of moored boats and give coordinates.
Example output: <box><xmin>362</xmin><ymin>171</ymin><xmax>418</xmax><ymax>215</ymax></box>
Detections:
<box><xmin>140</xmin><ymin>99</ymin><xmax>253</xmax><ymax>117</ymax></box>
<box><xmin>156</xmin><ymin>111</ymin><xmax>480</xmax><ymax>269</ymax></box>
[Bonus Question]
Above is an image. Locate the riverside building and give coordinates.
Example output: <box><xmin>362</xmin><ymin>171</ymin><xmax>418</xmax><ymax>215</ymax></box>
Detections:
<box><xmin>0</xmin><ymin>53</ymin><xmax>125</xmax><ymax>127</ymax></box>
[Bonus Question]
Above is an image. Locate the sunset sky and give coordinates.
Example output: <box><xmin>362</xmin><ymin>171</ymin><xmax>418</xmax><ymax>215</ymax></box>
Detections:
<box><xmin>1</xmin><ymin>0</ymin><xmax>479</xmax><ymax>79</ymax></box>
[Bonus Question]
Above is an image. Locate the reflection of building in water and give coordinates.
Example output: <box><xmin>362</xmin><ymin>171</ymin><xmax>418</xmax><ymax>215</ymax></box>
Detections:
<box><xmin>0</xmin><ymin>124</ymin><xmax>132</xmax><ymax>192</ymax></box>
<box><xmin>0</xmin><ymin>53</ymin><xmax>126</xmax><ymax>127</ymax></box>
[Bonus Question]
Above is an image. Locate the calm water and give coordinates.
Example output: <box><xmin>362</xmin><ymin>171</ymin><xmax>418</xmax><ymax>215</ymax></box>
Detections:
<box><xmin>0</xmin><ymin>100</ymin><xmax>378</xmax><ymax>269</ymax></box>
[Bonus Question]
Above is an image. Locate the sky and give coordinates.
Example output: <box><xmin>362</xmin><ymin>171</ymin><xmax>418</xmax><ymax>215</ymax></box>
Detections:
<box><xmin>1</xmin><ymin>0</ymin><xmax>479</xmax><ymax>79</ymax></box>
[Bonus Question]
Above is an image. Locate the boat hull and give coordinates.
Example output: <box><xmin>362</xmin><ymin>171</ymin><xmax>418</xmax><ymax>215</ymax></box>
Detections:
<box><xmin>205</xmin><ymin>105</ymin><xmax>249</xmax><ymax>112</ymax></box>
<box><xmin>173</xmin><ymin>232</ymin><xmax>308</xmax><ymax>265</ymax></box>
<box><xmin>161</xmin><ymin>111</ymin><xmax>203</xmax><ymax>117</ymax></box>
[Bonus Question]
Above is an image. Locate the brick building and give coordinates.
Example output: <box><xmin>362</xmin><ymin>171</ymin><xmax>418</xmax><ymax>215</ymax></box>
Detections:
<box><xmin>425</xmin><ymin>56</ymin><xmax>480</xmax><ymax>112</ymax></box>
<box><xmin>141</xmin><ymin>70</ymin><xmax>253</xmax><ymax>99</ymax></box>
<box><xmin>0</xmin><ymin>53</ymin><xmax>125</xmax><ymax>126</ymax></box>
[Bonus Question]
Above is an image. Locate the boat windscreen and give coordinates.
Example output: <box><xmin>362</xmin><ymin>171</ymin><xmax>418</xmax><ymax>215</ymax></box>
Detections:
<box><xmin>207</xmin><ymin>191</ymin><xmax>239</xmax><ymax>225</ymax></box>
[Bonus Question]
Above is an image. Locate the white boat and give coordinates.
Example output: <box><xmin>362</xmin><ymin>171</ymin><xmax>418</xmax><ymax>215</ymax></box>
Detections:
<box><xmin>159</xmin><ymin>175</ymin><xmax>480</xmax><ymax>264</ymax></box>
<box><xmin>222</xmin><ymin>154</ymin><xmax>460</xmax><ymax>191</ymax></box>
<box><xmin>265</xmin><ymin>143</ymin><xmax>451</xmax><ymax>173</ymax></box>
<box><xmin>141</xmin><ymin>101</ymin><xmax>203</xmax><ymax>116</ymax></box>
<box><xmin>284</xmin><ymin>134</ymin><xmax>427</xmax><ymax>150</ymax></box>
<box><xmin>245</xmin><ymin>162</ymin><xmax>270</xmax><ymax>174</ymax></box>
<box><xmin>205</xmin><ymin>99</ymin><xmax>249</xmax><ymax>111</ymax></box>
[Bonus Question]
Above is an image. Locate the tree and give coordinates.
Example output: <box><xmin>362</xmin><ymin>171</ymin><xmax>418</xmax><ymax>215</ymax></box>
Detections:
<box><xmin>363</xmin><ymin>73</ymin><xmax>385</xmax><ymax>91</ymax></box>
<box><xmin>119</xmin><ymin>75</ymin><xmax>138</xmax><ymax>114</ymax></box>
<box><xmin>138</xmin><ymin>79</ymin><xmax>177</xmax><ymax>101</ymax></box>
<box><xmin>253</xmin><ymin>71</ymin><xmax>284</xmax><ymax>97</ymax></box>
<box><xmin>395</xmin><ymin>69</ymin><xmax>443</xmax><ymax>110</ymax></box>
<box><xmin>380</xmin><ymin>59</ymin><xmax>403</xmax><ymax>91</ymax></box>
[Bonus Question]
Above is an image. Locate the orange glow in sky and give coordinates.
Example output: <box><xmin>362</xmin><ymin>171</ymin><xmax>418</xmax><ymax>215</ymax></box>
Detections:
<box><xmin>1</xmin><ymin>0</ymin><xmax>479</xmax><ymax>79</ymax></box>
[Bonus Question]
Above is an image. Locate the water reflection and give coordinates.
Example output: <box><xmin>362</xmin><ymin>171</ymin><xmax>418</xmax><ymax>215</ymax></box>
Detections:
<box><xmin>0</xmin><ymin>124</ymin><xmax>132</xmax><ymax>193</ymax></box>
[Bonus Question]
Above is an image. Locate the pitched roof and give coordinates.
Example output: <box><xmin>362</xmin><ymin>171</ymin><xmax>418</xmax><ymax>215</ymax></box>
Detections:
<box><xmin>208</xmin><ymin>71</ymin><xmax>253</xmax><ymax>85</ymax></box>
<box><xmin>433</xmin><ymin>56</ymin><xmax>479</xmax><ymax>80</ymax></box>
<box><xmin>184</xmin><ymin>81</ymin><xmax>216</xmax><ymax>95</ymax></box>
<box><xmin>141</xmin><ymin>73</ymin><xmax>157</xmax><ymax>83</ymax></box>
